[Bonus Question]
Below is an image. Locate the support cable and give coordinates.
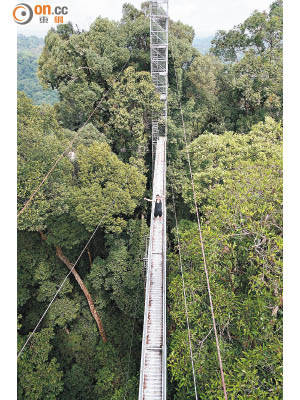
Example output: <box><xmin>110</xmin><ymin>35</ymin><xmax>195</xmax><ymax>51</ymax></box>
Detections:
<box><xmin>17</xmin><ymin>198</ymin><xmax>118</xmax><ymax>359</ymax></box>
<box><xmin>170</xmin><ymin>182</ymin><xmax>198</xmax><ymax>400</ymax></box>
<box><xmin>123</xmin><ymin>283</ymin><xmax>141</xmax><ymax>400</ymax></box>
<box><xmin>170</xmin><ymin>40</ymin><xmax>228</xmax><ymax>400</ymax></box>
<box><xmin>123</xmin><ymin>220</ymin><xmax>147</xmax><ymax>399</ymax></box>
<box><xmin>17</xmin><ymin>56</ymin><xmax>131</xmax><ymax>218</ymax></box>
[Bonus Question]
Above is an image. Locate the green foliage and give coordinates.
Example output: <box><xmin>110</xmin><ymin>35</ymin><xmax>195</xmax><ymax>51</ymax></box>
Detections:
<box><xmin>38</xmin><ymin>18</ymin><xmax>130</xmax><ymax>130</ymax></box>
<box><xmin>57</xmin><ymin>80</ymin><xmax>105</xmax><ymax>130</ymax></box>
<box><xmin>17</xmin><ymin>89</ymin><xmax>147</xmax><ymax>398</ymax></box>
<box><xmin>216</xmin><ymin>47</ymin><xmax>282</xmax><ymax>132</ymax></box>
<box><xmin>18</xmin><ymin>230</ymin><xmax>77</xmax><ymax>334</ymax></box>
<box><xmin>106</xmin><ymin>66</ymin><xmax>162</xmax><ymax>160</ymax></box>
<box><xmin>167</xmin><ymin>118</ymin><xmax>282</xmax><ymax>398</ymax></box>
<box><xmin>85</xmin><ymin>218</ymin><xmax>147</xmax><ymax>330</ymax></box>
<box><xmin>17</xmin><ymin>83</ymin><xmax>147</xmax><ymax>398</ymax></box>
<box><xmin>18</xmin><ymin>328</ymin><xmax>63</xmax><ymax>399</ymax></box>
<box><xmin>17</xmin><ymin>34</ymin><xmax>44</xmax><ymax>55</ymax></box>
<box><xmin>17</xmin><ymin>1</ymin><xmax>282</xmax><ymax>398</ymax></box>
<box><xmin>211</xmin><ymin>1</ymin><xmax>282</xmax><ymax>62</ymax></box>
<box><xmin>176</xmin><ymin>117</ymin><xmax>282</xmax><ymax>210</ymax></box>
<box><xmin>121</xmin><ymin>2</ymin><xmax>151</xmax><ymax>70</ymax></box>
<box><xmin>169</xmin><ymin>0</ymin><xmax>282</xmax><ymax>141</ymax></box>
<box><xmin>88</xmin><ymin>220</ymin><xmax>147</xmax><ymax>314</ymax></box>
<box><xmin>17</xmin><ymin>34</ymin><xmax>58</xmax><ymax>105</ymax></box>
<box><xmin>38</xmin><ymin>22</ymin><xmax>161</xmax><ymax>163</ymax></box>
<box><xmin>209</xmin><ymin>0</ymin><xmax>282</xmax><ymax>131</ymax></box>
<box><xmin>62</xmin><ymin>364</ymin><xmax>93</xmax><ymax>400</ymax></box>
<box><xmin>70</xmin><ymin>141</ymin><xmax>146</xmax><ymax>232</ymax></box>
<box><xmin>17</xmin><ymin>92</ymin><xmax>73</xmax><ymax>232</ymax></box>
<box><xmin>17</xmin><ymin>90</ymin><xmax>146</xmax><ymax>236</ymax></box>
<box><xmin>182</xmin><ymin>53</ymin><xmax>224</xmax><ymax>134</ymax></box>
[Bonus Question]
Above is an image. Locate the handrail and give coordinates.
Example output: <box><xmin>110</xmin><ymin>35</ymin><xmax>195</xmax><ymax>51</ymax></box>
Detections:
<box><xmin>162</xmin><ymin>139</ymin><xmax>167</xmax><ymax>399</ymax></box>
<box><xmin>138</xmin><ymin>138</ymin><xmax>167</xmax><ymax>400</ymax></box>
<box><xmin>138</xmin><ymin>187</ymin><xmax>156</xmax><ymax>399</ymax></box>
<box><xmin>138</xmin><ymin>145</ymin><xmax>159</xmax><ymax>399</ymax></box>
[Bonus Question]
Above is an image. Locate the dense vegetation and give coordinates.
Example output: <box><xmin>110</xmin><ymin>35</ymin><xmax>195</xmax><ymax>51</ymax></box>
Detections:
<box><xmin>17</xmin><ymin>34</ymin><xmax>59</xmax><ymax>105</ymax></box>
<box><xmin>17</xmin><ymin>1</ymin><xmax>283</xmax><ymax>399</ymax></box>
<box><xmin>17</xmin><ymin>32</ymin><xmax>210</xmax><ymax>107</ymax></box>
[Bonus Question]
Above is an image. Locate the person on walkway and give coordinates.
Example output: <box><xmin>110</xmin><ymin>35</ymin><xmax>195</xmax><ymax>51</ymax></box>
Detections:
<box><xmin>144</xmin><ymin>194</ymin><xmax>165</xmax><ymax>222</ymax></box>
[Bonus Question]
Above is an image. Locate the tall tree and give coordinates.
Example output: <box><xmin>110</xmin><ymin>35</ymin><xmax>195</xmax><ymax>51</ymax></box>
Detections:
<box><xmin>209</xmin><ymin>0</ymin><xmax>283</xmax><ymax>131</ymax></box>
<box><xmin>167</xmin><ymin>118</ymin><xmax>282</xmax><ymax>399</ymax></box>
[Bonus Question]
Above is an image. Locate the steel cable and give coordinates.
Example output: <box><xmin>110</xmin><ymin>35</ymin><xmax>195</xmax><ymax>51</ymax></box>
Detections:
<box><xmin>170</xmin><ymin>182</ymin><xmax>199</xmax><ymax>400</ymax></box>
<box><xmin>170</xmin><ymin>39</ymin><xmax>228</xmax><ymax>399</ymax></box>
<box><xmin>17</xmin><ymin>55</ymin><xmax>131</xmax><ymax>218</ymax></box>
<box><xmin>123</xmin><ymin>286</ymin><xmax>141</xmax><ymax>400</ymax></box>
<box><xmin>17</xmin><ymin>198</ymin><xmax>118</xmax><ymax>359</ymax></box>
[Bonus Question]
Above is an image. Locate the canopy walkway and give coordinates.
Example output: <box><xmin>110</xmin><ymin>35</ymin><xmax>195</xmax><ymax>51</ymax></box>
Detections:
<box><xmin>17</xmin><ymin>2</ymin><xmax>229</xmax><ymax>399</ymax></box>
<box><xmin>138</xmin><ymin>137</ymin><xmax>167</xmax><ymax>399</ymax></box>
<box><xmin>138</xmin><ymin>1</ymin><xmax>168</xmax><ymax>398</ymax></box>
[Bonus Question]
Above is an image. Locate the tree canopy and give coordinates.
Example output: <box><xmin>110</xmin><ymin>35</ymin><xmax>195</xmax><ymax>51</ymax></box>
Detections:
<box><xmin>17</xmin><ymin>1</ymin><xmax>282</xmax><ymax>398</ymax></box>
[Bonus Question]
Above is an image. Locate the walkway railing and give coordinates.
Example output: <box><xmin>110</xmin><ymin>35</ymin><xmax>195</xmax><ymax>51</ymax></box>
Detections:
<box><xmin>138</xmin><ymin>137</ymin><xmax>167</xmax><ymax>400</ymax></box>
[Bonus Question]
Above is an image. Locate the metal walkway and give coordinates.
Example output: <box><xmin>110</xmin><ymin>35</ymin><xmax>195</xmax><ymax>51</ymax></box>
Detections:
<box><xmin>139</xmin><ymin>2</ymin><xmax>168</xmax><ymax>398</ymax></box>
<box><xmin>138</xmin><ymin>137</ymin><xmax>167</xmax><ymax>399</ymax></box>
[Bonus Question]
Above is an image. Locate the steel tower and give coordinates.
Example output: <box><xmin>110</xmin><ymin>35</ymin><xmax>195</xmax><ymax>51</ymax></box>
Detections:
<box><xmin>150</xmin><ymin>0</ymin><xmax>168</xmax><ymax>158</ymax></box>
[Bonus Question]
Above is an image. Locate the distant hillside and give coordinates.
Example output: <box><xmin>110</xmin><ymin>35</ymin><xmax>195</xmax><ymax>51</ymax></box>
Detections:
<box><xmin>17</xmin><ymin>34</ymin><xmax>44</xmax><ymax>56</ymax></box>
<box><xmin>17</xmin><ymin>34</ymin><xmax>59</xmax><ymax>105</ymax></box>
<box><xmin>192</xmin><ymin>35</ymin><xmax>214</xmax><ymax>54</ymax></box>
<box><xmin>17</xmin><ymin>32</ymin><xmax>212</xmax><ymax>105</ymax></box>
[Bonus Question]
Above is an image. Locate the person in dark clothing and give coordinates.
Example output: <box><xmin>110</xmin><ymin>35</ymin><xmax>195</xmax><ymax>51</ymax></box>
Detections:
<box><xmin>144</xmin><ymin>194</ymin><xmax>165</xmax><ymax>222</ymax></box>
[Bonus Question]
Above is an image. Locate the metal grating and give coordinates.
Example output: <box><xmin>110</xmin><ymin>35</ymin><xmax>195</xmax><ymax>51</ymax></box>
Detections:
<box><xmin>138</xmin><ymin>2</ymin><xmax>168</xmax><ymax>398</ymax></box>
<box><xmin>138</xmin><ymin>137</ymin><xmax>167</xmax><ymax>400</ymax></box>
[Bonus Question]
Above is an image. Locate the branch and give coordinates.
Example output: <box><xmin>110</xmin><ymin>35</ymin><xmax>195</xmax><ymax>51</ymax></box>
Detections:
<box><xmin>87</xmin><ymin>247</ymin><xmax>93</xmax><ymax>268</ymax></box>
<box><xmin>39</xmin><ymin>231</ymin><xmax>107</xmax><ymax>342</ymax></box>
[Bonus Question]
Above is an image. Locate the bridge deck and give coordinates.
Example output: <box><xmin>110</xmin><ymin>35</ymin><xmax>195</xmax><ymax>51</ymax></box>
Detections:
<box><xmin>139</xmin><ymin>137</ymin><xmax>167</xmax><ymax>400</ymax></box>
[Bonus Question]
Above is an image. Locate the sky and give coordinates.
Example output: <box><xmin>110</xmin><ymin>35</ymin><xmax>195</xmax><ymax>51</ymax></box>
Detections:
<box><xmin>16</xmin><ymin>0</ymin><xmax>274</xmax><ymax>38</ymax></box>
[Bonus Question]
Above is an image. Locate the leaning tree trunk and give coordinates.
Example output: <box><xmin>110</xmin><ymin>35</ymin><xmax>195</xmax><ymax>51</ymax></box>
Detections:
<box><xmin>39</xmin><ymin>231</ymin><xmax>107</xmax><ymax>342</ymax></box>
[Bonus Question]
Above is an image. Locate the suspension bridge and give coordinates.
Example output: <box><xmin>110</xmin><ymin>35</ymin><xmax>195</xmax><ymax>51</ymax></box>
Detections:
<box><xmin>138</xmin><ymin>1</ymin><xmax>168</xmax><ymax>399</ymax></box>
<box><xmin>17</xmin><ymin>1</ymin><xmax>228</xmax><ymax>399</ymax></box>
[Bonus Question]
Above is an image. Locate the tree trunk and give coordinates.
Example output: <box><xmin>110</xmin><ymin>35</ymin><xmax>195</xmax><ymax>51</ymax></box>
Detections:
<box><xmin>39</xmin><ymin>231</ymin><xmax>107</xmax><ymax>342</ymax></box>
<box><xmin>87</xmin><ymin>247</ymin><xmax>93</xmax><ymax>267</ymax></box>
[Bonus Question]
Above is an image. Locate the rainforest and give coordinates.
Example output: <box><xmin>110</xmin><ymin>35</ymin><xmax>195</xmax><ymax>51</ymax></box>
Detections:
<box><xmin>17</xmin><ymin>1</ymin><xmax>283</xmax><ymax>399</ymax></box>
